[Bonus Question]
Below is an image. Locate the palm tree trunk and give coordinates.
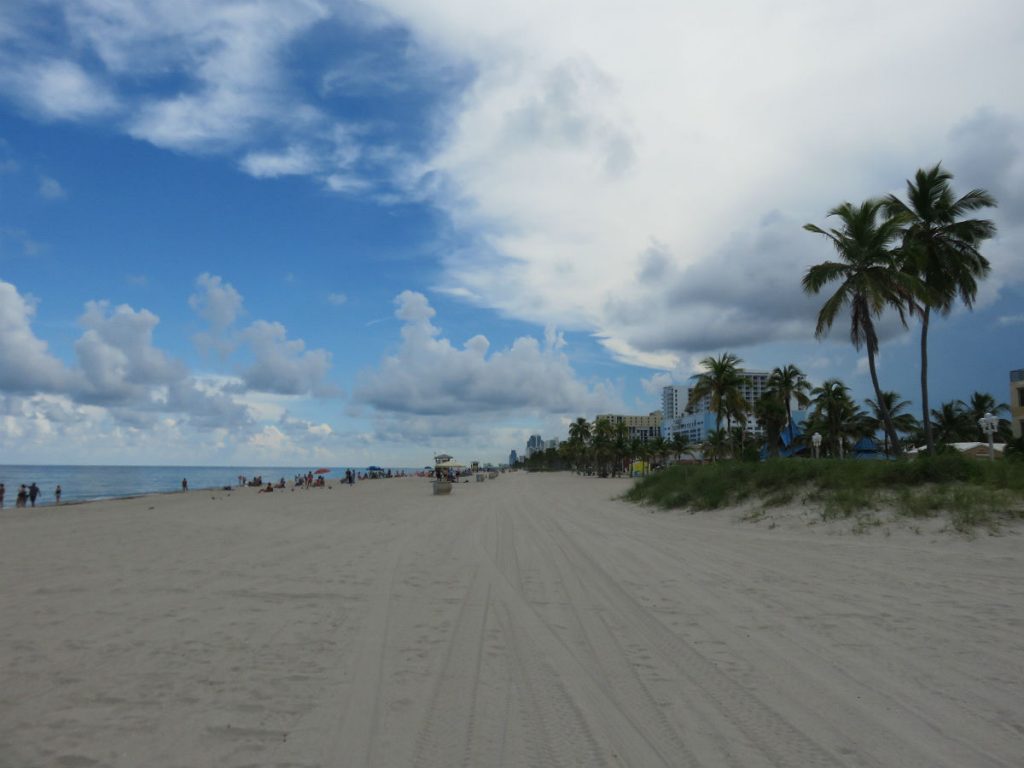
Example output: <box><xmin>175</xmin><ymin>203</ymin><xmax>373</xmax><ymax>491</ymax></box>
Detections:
<box><xmin>867</xmin><ymin>347</ymin><xmax>902</xmax><ymax>457</ymax></box>
<box><xmin>921</xmin><ymin>306</ymin><xmax>933</xmax><ymax>455</ymax></box>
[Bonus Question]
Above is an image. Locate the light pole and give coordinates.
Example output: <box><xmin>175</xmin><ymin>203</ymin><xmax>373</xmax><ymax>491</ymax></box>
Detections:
<box><xmin>812</xmin><ymin>431</ymin><xmax>822</xmax><ymax>460</ymax></box>
<box><xmin>978</xmin><ymin>412</ymin><xmax>998</xmax><ymax>461</ymax></box>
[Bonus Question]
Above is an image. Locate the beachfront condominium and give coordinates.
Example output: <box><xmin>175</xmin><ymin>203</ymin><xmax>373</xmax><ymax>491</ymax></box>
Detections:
<box><xmin>594</xmin><ymin>411</ymin><xmax>663</xmax><ymax>442</ymax></box>
<box><xmin>662</xmin><ymin>371</ymin><xmax>771</xmax><ymax>444</ymax></box>
<box><xmin>1011</xmin><ymin>369</ymin><xmax>1024</xmax><ymax>438</ymax></box>
<box><xmin>661</xmin><ymin>386</ymin><xmax>688</xmax><ymax>421</ymax></box>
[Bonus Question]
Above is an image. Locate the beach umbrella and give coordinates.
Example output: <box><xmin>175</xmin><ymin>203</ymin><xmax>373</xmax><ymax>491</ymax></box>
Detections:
<box><xmin>314</xmin><ymin>468</ymin><xmax>331</xmax><ymax>474</ymax></box>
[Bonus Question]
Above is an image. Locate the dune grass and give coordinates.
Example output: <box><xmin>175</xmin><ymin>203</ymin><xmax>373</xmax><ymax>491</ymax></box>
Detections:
<box><xmin>625</xmin><ymin>454</ymin><xmax>1024</xmax><ymax>532</ymax></box>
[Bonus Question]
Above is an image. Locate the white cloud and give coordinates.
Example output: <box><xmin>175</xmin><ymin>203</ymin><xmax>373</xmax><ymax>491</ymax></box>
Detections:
<box><xmin>240</xmin><ymin>145</ymin><xmax>320</xmax><ymax>178</ymax></box>
<box><xmin>354</xmin><ymin>290</ymin><xmax>620</xmax><ymax>417</ymax></box>
<box><xmin>239</xmin><ymin>320</ymin><xmax>338</xmax><ymax>397</ymax></box>
<box><xmin>74</xmin><ymin>300</ymin><xmax>187</xmax><ymax>406</ymax></box>
<box><xmin>996</xmin><ymin>314</ymin><xmax>1024</xmax><ymax>326</ymax></box>
<box><xmin>1</xmin><ymin>58</ymin><xmax>119</xmax><ymax>120</ymax></box>
<box><xmin>38</xmin><ymin>176</ymin><xmax>66</xmax><ymax>199</ymax></box>
<box><xmin>379</xmin><ymin>0</ymin><xmax>1024</xmax><ymax>367</ymax></box>
<box><xmin>0</xmin><ymin>280</ymin><xmax>74</xmax><ymax>394</ymax></box>
<box><xmin>327</xmin><ymin>292</ymin><xmax>348</xmax><ymax>306</ymax></box>
<box><xmin>189</xmin><ymin>272</ymin><xmax>243</xmax><ymax>333</ymax></box>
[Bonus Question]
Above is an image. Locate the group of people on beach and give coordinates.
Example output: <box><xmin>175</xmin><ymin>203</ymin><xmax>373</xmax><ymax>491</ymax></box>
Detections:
<box><xmin>0</xmin><ymin>482</ymin><xmax>61</xmax><ymax>508</ymax></box>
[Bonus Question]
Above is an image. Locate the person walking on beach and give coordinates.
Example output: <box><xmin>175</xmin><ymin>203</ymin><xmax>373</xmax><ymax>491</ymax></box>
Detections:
<box><xmin>16</xmin><ymin>485</ymin><xmax>28</xmax><ymax>507</ymax></box>
<box><xmin>55</xmin><ymin>485</ymin><xmax>62</xmax><ymax>504</ymax></box>
<box><xmin>181</xmin><ymin>478</ymin><xmax>188</xmax><ymax>492</ymax></box>
<box><xmin>28</xmin><ymin>482</ymin><xmax>40</xmax><ymax>507</ymax></box>
<box><xmin>0</xmin><ymin>482</ymin><xmax>5</xmax><ymax>508</ymax></box>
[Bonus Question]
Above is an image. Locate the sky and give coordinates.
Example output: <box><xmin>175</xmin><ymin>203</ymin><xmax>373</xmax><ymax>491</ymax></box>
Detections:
<box><xmin>1</xmin><ymin>0</ymin><xmax>1023</xmax><ymax>468</ymax></box>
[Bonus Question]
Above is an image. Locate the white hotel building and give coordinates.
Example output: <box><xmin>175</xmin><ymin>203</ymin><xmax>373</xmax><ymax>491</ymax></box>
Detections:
<box><xmin>661</xmin><ymin>371</ymin><xmax>771</xmax><ymax>444</ymax></box>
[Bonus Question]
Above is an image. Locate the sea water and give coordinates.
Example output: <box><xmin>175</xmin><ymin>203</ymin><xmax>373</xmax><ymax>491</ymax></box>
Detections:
<box><xmin>0</xmin><ymin>465</ymin><xmax>421</xmax><ymax>506</ymax></box>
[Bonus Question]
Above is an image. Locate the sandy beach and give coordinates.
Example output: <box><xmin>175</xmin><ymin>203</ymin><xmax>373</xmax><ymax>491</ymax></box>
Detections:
<box><xmin>1</xmin><ymin>471</ymin><xmax>1021</xmax><ymax>767</ymax></box>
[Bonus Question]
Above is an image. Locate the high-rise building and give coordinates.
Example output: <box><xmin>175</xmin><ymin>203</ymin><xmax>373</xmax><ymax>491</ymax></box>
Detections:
<box><xmin>661</xmin><ymin>385</ymin><xmax>688</xmax><ymax>421</ymax></box>
<box><xmin>525</xmin><ymin>434</ymin><xmax>544</xmax><ymax>457</ymax></box>
<box><xmin>509</xmin><ymin>449</ymin><xmax>519</xmax><ymax>466</ymax></box>
<box><xmin>662</xmin><ymin>370</ymin><xmax>771</xmax><ymax>444</ymax></box>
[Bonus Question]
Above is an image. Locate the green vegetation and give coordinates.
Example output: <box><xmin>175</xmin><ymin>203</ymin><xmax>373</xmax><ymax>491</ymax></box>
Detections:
<box><xmin>625</xmin><ymin>455</ymin><xmax>1024</xmax><ymax>533</ymax></box>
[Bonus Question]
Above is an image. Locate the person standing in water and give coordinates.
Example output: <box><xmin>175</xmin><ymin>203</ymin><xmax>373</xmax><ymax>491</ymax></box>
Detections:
<box><xmin>181</xmin><ymin>478</ymin><xmax>188</xmax><ymax>492</ymax></box>
<box><xmin>55</xmin><ymin>485</ymin><xmax>62</xmax><ymax>504</ymax></box>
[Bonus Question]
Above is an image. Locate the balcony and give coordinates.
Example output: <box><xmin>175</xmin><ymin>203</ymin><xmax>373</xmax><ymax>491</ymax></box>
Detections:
<box><xmin>1012</xmin><ymin>369</ymin><xmax>1024</xmax><ymax>382</ymax></box>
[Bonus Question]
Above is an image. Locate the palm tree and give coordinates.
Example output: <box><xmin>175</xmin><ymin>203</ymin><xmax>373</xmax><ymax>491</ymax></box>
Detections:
<box><xmin>567</xmin><ymin>417</ymin><xmax>592</xmax><ymax>473</ymax></box>
<box><xmin>755</xmin><ymin>391</ymin><xmax>789</xmax><ymax>459</ymax></box>
<box><xmin>688</xmin><ymin>353</ymin><xmax>746</xmax><ymax>454</ymax></box>
<box><xmin>628</xmin><ymin>437</ymin><xmax>646</xmax><ymax>476</ymax></box>
<box><xmin>670</xmin><ymin>432</ymin><xmax>691</xmax><ymax>463</ymax></box>
<box><xmin>965</xmin><ymin>391</ymin><xmax>1012</xmax><ymax>441</ymax></box>
<box><xmin>864</xmin><ymin>391</ymin><xmax>918</xmax><ymax>455</ymax></box>
<box><xmin>930</xmin><ymin>400</ymin><xmax>972</xmax><ymax>444</ymax></box>
<box><xmin>613</xmin><ymin>422</ymin><xmax>630</xmax><ymax>476</ymax></box>
<box><xmin>591</xmin><ymin>417</ymin><xmax>614</xmax><ymax>477</ymax></box>
<box><xmin>648</xmin><ymin>436</ymin><xmax>669</xmax><ymax>469</ymax></box>
<box><xmin>803</xmin><ymin>199</ymin><xmax>913</xmax><ymax>456</ymax></box>
<box><xmin>702</xmin><ymin>429</ymin><xmax>730</xmax><ymax>462</ymax></box>
<box><xmin>767</xmin><ymin>364</ymin><xmax>812</xmax><ymax>438</ymax></box>
<box><xmin>885</xmin><ymin>165</ymin><xmax>997</xmax><ymax>455</ymax></box>
<box><xmin>809</xmin><ymin>378</ymin><xmax>865</xmax><ymax>458</ymax></box>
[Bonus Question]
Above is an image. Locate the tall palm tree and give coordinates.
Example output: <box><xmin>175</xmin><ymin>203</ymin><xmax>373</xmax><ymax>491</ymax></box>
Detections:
<box><xmin>688</xmin><ymin>353</ymin><xmax>746</xmax><ymax>447</ymax></box>
<box><xmin>767</xmin><ymin>364</ymin><xmax>812</xmax><ymax>440</ymax></box>
<box><xmin>803</xmin><ymin>199</ymin><xmax>913</xmax><ymax>456</ymax></box>
<box><xmin>885</xmin><ymin>164</ymin><xmax>997</xmax><ymax>455</ymax></box>
<box><xmin>864</xmin><ymin>391</ymin><xmax>918</xmax><ymax>455</ymax></box>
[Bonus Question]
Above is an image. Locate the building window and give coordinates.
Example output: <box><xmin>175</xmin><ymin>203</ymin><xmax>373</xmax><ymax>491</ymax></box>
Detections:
<box><xmin>1019</xmin><ymin>389</ymin><xmax>1024</xmax><ymax>407</ymax></box>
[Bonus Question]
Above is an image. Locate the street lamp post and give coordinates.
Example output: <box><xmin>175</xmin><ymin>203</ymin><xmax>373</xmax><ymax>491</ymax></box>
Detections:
<box><xmin>812</xmin><ymin>432</ymin><xmax>822</xmax><ymax>460</ymax></box>
<box><xmin>978</xmin><ymin>412</ymin><xmax>998</xmax><ymax>461</ymax></box>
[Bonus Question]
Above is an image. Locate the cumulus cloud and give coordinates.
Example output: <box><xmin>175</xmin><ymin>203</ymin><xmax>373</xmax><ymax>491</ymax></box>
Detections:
<box><xmin>0</xmin><ymin>279</ymin><xmax>253</xmax><ymax>448</ymax></box>
<box><xmin>188</xmin><ymin>273</ymin><xmax>338</xmax><ymax>397</ymax></box>
<box><xmin>189</xmin><ymin>273</ymin><xmax>243</xmax><ymax>329</ymax></box>
<box><xmin>0</xmin><ymin>280</ymin><xmax>74</xmax><ymax>394</ymax></box>
<box><xmin>74</xmin><ymin>300</ymin><xmax>184</xmax><ymax>406</ymax></box>
<box><xmin>239</xmin><ymin>320</ymin><xmax>338</xmax><ymax>397</ymax></box>
<box><xmin>354</xmin><ymin>290</ymin><xmax>619</xmax><ymax>417</ymax></box>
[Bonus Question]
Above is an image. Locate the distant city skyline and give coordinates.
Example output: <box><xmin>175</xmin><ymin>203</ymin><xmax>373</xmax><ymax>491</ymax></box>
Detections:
<box><xmin>1</xmin><ymin>2</ymin><xmax>1022</xmax><ymax>466</ymax></box>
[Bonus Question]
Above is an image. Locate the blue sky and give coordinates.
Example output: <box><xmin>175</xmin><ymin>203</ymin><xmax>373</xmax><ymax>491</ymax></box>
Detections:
<box><xmin>1</xmin><ymin>0</ymin><xmax>1023</xmax><ymax>467</ymax></box>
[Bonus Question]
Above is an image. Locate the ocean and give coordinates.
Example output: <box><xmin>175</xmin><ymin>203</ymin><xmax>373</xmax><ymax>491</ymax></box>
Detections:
<box><xmin>0</xmin><ymin>465</ymin><xmax>422</xmax><ymax>506</ymax></box>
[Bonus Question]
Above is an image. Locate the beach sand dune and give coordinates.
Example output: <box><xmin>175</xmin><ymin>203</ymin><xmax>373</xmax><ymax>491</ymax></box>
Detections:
<box><xmin>1</xmin><ymin>472</ymin><xmax>1021</xmax><ymax>767</ymax></box>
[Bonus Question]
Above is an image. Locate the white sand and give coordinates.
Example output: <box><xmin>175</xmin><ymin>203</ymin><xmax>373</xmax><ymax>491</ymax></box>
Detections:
<box><xmin>1</xmin><ymin>472</ymin><xmax>1021</xmax><ymax>767</ymax></box>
